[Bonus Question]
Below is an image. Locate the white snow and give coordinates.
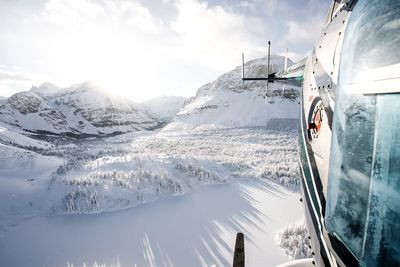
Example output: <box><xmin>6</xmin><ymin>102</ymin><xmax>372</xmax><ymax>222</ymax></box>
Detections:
<box><xmin>139</xmin><ymin>96</ymin><xmax>186</xmax><ymax>122</ymax></box>
<box><xmin>0</xmin><ymin>81</ymin><xmax>162</xmax><ymax>135</ymax></box>
<box><xmin>0</xmin><ymin>180</ymin><xmax>304</xmax><ymax>267</ymax></box>
<box><xmin>44</xmin><ymin>126</ymin><xmax>300</xmax><ymax>215</ymax></box>
<box><xmin>0</xmin><ymin>123</ymin><xmax>304</xmax><ymax>266</ymax></box>
<box><xmin>165</xmin><ymin>54</ymin><xmax>300</xmax><ymax>130</ymax></box>
<box><xmin>0</xmin><ymin>54</ymin><xmax>307</xmax><ymax>266</ymax></box>
<box><xmin>277</xmin><ymin>223</ymin><xmax>312</xmax><ymax>260</ymax></box>
<box><xmin>168</xmin><ymin>86</ymin><xmax>299</xmax><ymax>130</ymax></box>
<box><xmin>0</xmin><ymin>143</ymin><xmax>64</xmax><ymax>236</ymax></box>
<box><xmin>0</xmin><ymin>123</ymin><xmax>52</xmax><ymax>149</ymax></box>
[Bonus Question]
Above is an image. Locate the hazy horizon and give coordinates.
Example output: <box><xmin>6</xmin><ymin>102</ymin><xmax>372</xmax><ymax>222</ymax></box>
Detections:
<box><xmin>0</xmin><ymin>0</ymin><xmax>330</xmax><ymax>101</ymax></box>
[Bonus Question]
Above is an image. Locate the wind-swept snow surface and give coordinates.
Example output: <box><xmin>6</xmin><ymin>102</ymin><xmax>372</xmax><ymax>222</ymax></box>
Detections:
<box><xmin>0</xmin><ymin>123</ymin><xmax>304</xmax><ymax>266</ymax></box>
<box><xmin>47</xmin><ymin>125</ymin><xmax>300</xmax><ymax>215</ymax></box>
<box><xmin>0</xmin><ymin>55</ymin><xmax>306</xmax><ymax>266</ymax></box>
<box><xmin>0</xmin><ymin>180</ymin><xmax>304</xmax><ymax>267</ymax></box>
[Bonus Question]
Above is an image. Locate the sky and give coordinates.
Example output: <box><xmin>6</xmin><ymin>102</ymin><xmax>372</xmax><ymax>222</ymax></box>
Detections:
<box><xmin>0</xmin><ymin>0</ymin><xmax>331</xmax><ymax>101</ymax></box>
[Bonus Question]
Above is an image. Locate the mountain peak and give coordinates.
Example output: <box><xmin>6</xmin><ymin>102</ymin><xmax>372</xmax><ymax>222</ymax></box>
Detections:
<box><xmin>166</xmin><ymin>55</ymin><xmax>300</xmax><ymax>130</ymax></box>
<box><xmin>30</xmin><ymin>82</ymin><xmax>60</xmax><ymax>98</ymax></box>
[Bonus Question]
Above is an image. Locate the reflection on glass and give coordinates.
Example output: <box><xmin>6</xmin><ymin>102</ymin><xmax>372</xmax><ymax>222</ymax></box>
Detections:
<box><xmin>326</xmin><ymin>0</ymin><xmax>400</xmax><ymax>265</ymax></box>
<box><xmin>341</xmin><ymin>0</ymin><xmax>400</xmax><ymax>83</ymax></box>
<box><xmin>327</xmin><ymin>94</ymin><xmax>375</xmax><ymax>257</ymax></box>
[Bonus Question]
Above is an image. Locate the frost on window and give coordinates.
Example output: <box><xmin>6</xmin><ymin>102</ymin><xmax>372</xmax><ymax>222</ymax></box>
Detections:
<box><xmin>327</xmin><ymin>95</ymin><xmax>400</xmax><ymax>265</ymax></box>
<box><xmin>326</xmin><ymin>0</ymin><xmax>400</xmax><ymax>265</ymax></box>
<box><xmin>326</xmin><ymin>94</ymin><xmax>375</xmax><ymax>257</ymax></box>
<box><xmin>361</xmin><ymin>95</ymin><xmax>400</xmax><ymax>266</ymax></box>
<box><xmin>340</xmin><ymin>0</ymin><xmax>400</xmax><ymax>84</ymax></box>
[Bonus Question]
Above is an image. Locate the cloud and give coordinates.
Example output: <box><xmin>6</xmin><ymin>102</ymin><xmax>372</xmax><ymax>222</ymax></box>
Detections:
<box><xmin>0</xmin><ymin>70</ymin><xmax>44</xmax><ymax>83</ymax></box>
<box><xmin>285</xmin><ymin>20</ymin><xmax>321</xmax><ymax>48</ymax></box>
<box><xmin>283</xmin><ymin>0</ymin><xmax>330</xmax><ymax>48</ymax></box>
<box><xmin>0</xmin><ymin>71</ymin><xmax>32</xmax><ymax>82</ymax></box>
<box><xmin>0</xmin><ymin>0</ymin><xmax>332</xmax><ymax>100</ymax></box>
<box><xmin>42</xmin><ymin>0</ymin><xmax>160</xmax><ymax>34</ymax></box>
<box><xmin>171</xmin><ymin>0</ymin><xmax>266</xmax><ymax>71</ymax></box>
<box><xmin>287</xmin><ymin>51</ymin><xmax>310</xmax><ymax>62</ymax></box>
<box><xmin>0</xmin><ymin>70</ymin><xmax>45</xmax><ymax>97</ymax></box>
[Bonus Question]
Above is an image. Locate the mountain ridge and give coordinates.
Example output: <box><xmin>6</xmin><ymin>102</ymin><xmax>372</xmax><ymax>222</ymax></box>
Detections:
<box><xmin>0</xmin><ymin>54</ymin><xmax>299</xmax><ymax>136</ymax></box>
<box><xmin>165</xmin><ymin>54</ymin><xmax>300</xmax><ymax>130</ymax></box>
<box><xmin>0</xmin><ymin>81</ymin><xmax>163</xmax><ymax>137</ymax></box>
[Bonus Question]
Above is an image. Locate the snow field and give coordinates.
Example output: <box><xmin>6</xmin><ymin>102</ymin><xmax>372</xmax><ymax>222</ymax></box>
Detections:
<box><xmin>0</xmin><ymin>119</ymin><xmax>307</xmax><ymax>267</ymax></box>
<box><xmin>0</xmin><ymin>180</ymin><xmax>305</xmax><ymax>267</ymax></box>
<box><xmin>49</xmin><ymin>125</ymin><xmax>300</xmax><ymax>215</ymax></box>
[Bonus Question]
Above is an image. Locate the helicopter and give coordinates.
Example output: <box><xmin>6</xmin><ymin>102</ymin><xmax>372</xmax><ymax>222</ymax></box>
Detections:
<box><xmin>238</xmin><ymin>0</ymin><xmax>400</xmax><ymax>266</ymax></box>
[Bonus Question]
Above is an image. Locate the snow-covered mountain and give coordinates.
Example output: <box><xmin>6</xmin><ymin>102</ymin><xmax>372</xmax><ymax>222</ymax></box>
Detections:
<box><xmin>29</xmin><ymin>82</ymin><xmax>61</xmax><ymax>99</ymax></box>
<box><xmin>0</xmin><ymin>81</ymin><xmax>162</xmax><ymax>137</ymax></box>
<box><xmin>139</xmin><ymin>96</ymin><xmax>185</xmax><ymax>122</ymax></box>
<box><xmin>0</xmin><ymin>53</ymin><xmax>304</xmax><ymax>267</ymax></box>
<box><xmin>166</xmin><ymin>53</ymin><xmax>300</xmax><ymax>130</ymax></box>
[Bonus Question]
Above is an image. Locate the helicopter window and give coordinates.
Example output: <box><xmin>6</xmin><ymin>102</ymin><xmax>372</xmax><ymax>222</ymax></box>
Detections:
<box><xmin>326</xmin><ymin>94</ymin><xmax>375</xmax><ymax>258</ymax></box>
<box><xmin>327</xmin><ymin>94</ymin><xmax>400</xmax><ymax>264</ymax></box>
<box><xmin>364</xmin><ymin>95</ymin><xmax>400</xmax><ymax>266</ymax></box>
<box><xmin>339</xmin><ymin>0</ymin><xmax>400</xmax><ymax>94</ymax></box>
<box><xmin>326</xmin><ymin>0</ymin><xmax>400</xmax><ymax>265</ymax></box>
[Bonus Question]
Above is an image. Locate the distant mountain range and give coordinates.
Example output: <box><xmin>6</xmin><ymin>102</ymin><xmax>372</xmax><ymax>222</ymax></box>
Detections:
<box><xmin>0</xmin><ymin>53</ymin><xmax>300</xmax><ymax>137</ymax></box>
<box><xmin>0</xmin><ymin>81</ymin><xmax>164</xmax><ymax>137</ymax></box>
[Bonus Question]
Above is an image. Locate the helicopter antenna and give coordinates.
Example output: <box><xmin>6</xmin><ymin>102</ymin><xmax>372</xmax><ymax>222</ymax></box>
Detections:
<box><xmin>284</xmin><ymin>48</ymin><xmax>288</xmax><ymax>72</ymax></box>
<box><xmin>266</xmin><ymin>41</ymin><xmax>271</xmax><ymax>100</ymax></box>
<box><xmin>241</xmin><ymin>42</ymin><xmax>294</xmax><ymax>83</ymax></box>
<box><xmin>267</xmin><ymin>41</ymin><xmax>271</xmax><ymax>78</ymax></box>
<box><xmin>242</xmin><ymin>53</ymin><xmax>245</xmax><ymax>82</ymax></box>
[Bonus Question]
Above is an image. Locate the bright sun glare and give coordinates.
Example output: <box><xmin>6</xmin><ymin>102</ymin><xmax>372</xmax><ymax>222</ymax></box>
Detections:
<box><xmin>0</xmin><ymin>0</ymin><xmax>276</xmax><ymax>101</ymax></box>
<box><xmin>46</xmin><ymin>8</ymin><xmax>163</xmax><ymax>101</ymax></box>
<box><xmin>0</xmin><ymin>0</ymin><xmax>323</xmax><ymax>101</ymax></box>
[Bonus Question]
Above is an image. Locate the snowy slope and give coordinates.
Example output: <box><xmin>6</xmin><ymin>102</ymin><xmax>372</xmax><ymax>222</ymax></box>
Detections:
<box><xmin>139</xmin><ymin>96</ymin><xmax>185</xmax><ymax>122</ymax></box>
<box><xmin>0</xmin><ymin>81</ymin><xmax>162</xmax><ymax>136</ymax></box>
<box><xmin>0</xmin><ymin>180</ymin><xmax>305</xmax><ymax>267</ymax></box>
<box><xmin>0</xmin><ymin>141</ymin><xmax>64</xmax><ymax>235</ymax></box>
<box><xmin>0</xmin><ymin>54</ymin><xmax>305</xmax><ymax>267</ymax></box>
<box><xmin>166</xmin><ymin>53</ymin><xmax>300</xmax><ymax>130</ymax></box>
<box><xmin>0</xmin><ymin>123</ymin><xmax>52</xmax><ymax>149</ymax></box>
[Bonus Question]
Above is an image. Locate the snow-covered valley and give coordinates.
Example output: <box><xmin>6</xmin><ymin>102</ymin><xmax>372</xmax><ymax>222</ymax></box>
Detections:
<box><xmin>0</xmin><ymin>122</ymin><xmax>306</xmax><ymax>266</ymax></box>
<box><xmin>0</xmin><ymin>54</ymin><xmax>307</xmax><ymax>266</ymax></box>
<box><xmin>0</xmin><ymin>121</ymin><xmax>307</xmax><ymax>266</ymax></box>
<box><xmin>0</xmin><ymin>179</ymin><xmax>304</xmax><ymax>267</ymax></box>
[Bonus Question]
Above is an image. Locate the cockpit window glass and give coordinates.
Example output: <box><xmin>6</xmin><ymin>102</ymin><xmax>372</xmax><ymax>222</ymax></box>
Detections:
<box><xmin>326</xmin><ymin>0</ymin><xmax>400</xmax><ymax>265</ymax></box>
<box><xmin>340</xmin><ymin>0</ymin><xmax>400</xmax><ymax>84</ymax></box>
<box><xmin>326</xmin><ymin>93</ymin><xmax>375</xmax><ymax>258</ymax></box>
<box><xmin>361</xmin><ymin>94</ymin><xmax>400</xmax><ymax>266</ymax></box>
